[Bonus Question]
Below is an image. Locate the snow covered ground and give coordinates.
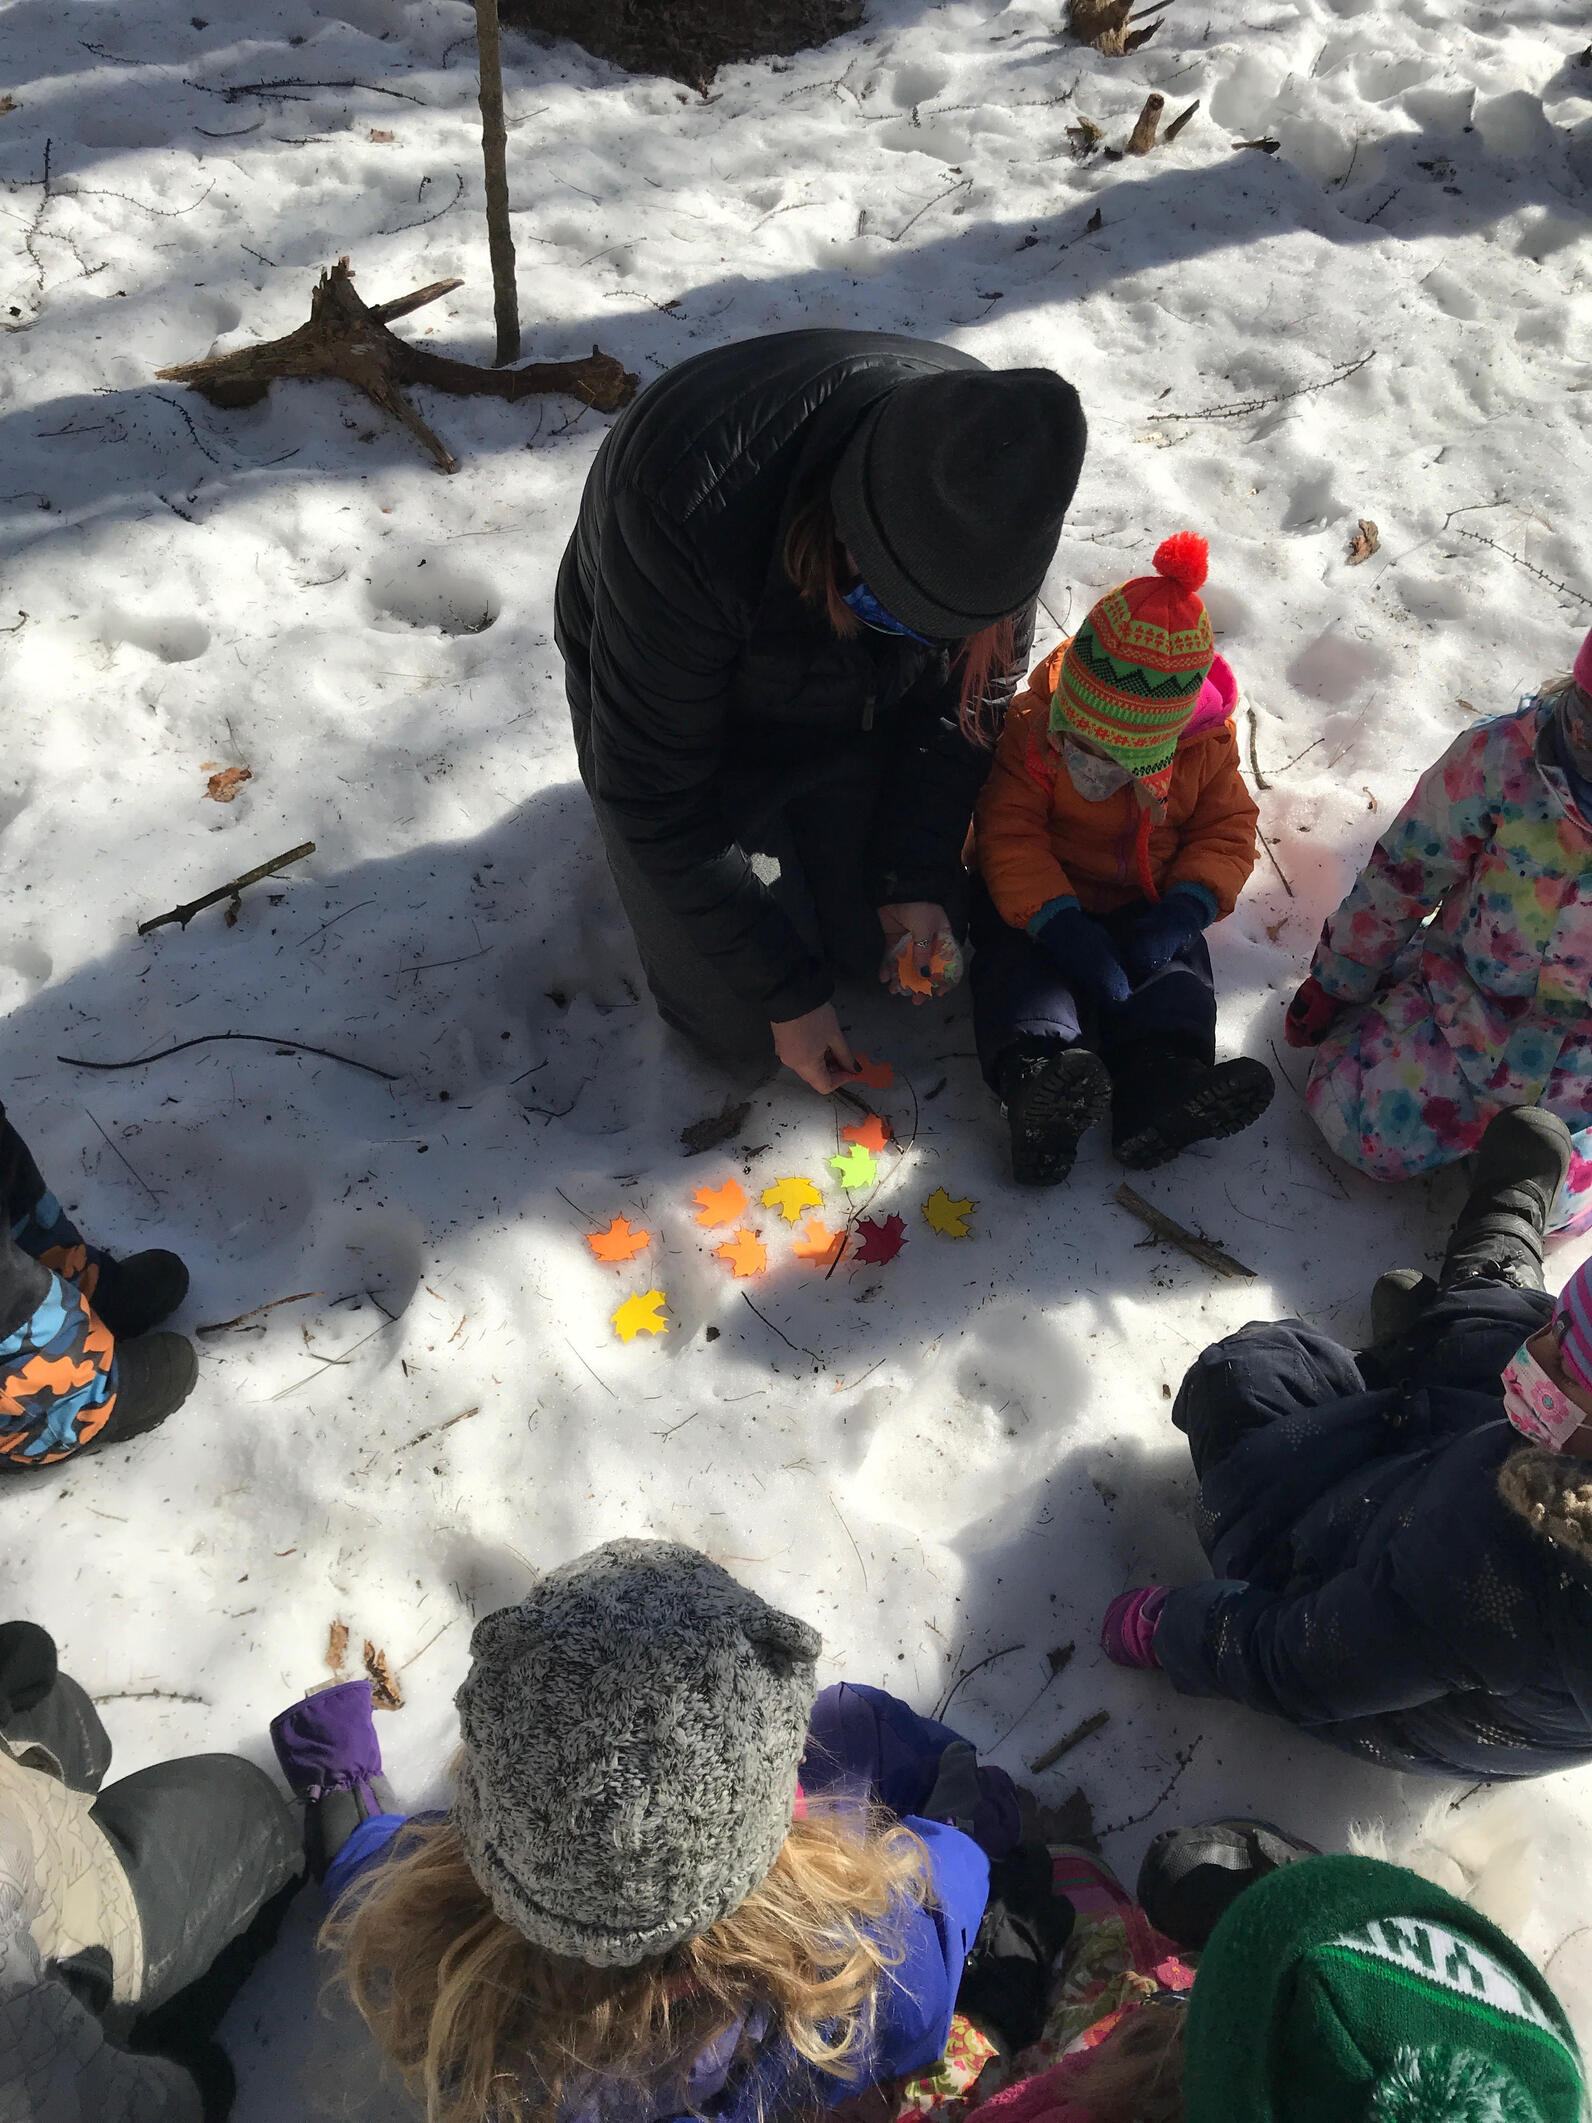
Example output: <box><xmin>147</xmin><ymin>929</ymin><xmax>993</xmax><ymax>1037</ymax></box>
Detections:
<box><xmin>2</xmin><ymin>0</ymin><xmax>1591</xmax><ymax>2102</ymax></box>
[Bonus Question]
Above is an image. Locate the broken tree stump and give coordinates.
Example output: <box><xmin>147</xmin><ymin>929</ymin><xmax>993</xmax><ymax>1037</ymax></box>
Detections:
<box><xmin>1066</xmin><ymin>0</ymin><xmax>1169</xmax><ymax>53</ymax></box>
<box><xmin>1126</xmin><ymin>93</ymin><xmax>1166</xmax><ymax>154</ymax></box>
<box><xmin>156</xmin><ymin>257</ymin><xmax>638</xmax><ymax>472</ymax></box>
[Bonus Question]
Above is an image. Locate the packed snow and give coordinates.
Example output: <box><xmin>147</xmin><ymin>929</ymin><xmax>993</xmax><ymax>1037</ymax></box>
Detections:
<box><xmin>2</xmin><ymin>0</ymin><xmax>1591</xmax><ymax>2102</ymax></box>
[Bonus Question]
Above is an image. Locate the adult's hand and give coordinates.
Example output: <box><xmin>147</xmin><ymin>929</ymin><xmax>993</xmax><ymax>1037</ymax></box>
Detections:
<box><xmin>1284</xmin><ymin>975</ymin><xmax>1343</xmax><ymax>1049</ymax></box>
<box><xmin>772</xmin><ymin>1002</ymin><xmax>858</xmax><ymax>1095</ymax></box>
<box><xmin>878</xmin><ymin>901</ymin><xmax>961</xmax><ymax>1001</ymax></box>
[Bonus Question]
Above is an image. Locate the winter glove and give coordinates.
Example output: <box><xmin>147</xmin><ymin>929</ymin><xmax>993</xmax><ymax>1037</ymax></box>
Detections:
<box><xmin>1101</xmin><ymin>1586</ymin><xmax>1169</xmax><ymax>1669</ymax></box>
<box><xmin>921</xmin><ymin>1737</ymin><xmax>1023</xmax><ymax>1860</ymax></box>
<box><xmin>1120</xmin><ymin>886</ymin><xmax>1213</xmax><ymax>982</ymax></box>
<box><xmin>956</xmin><ymin>1839</ymin><xmax>1077</xmax><ymax>2052</ymax></box>
<box><xmin>271</xmin><ymin>1679</ymin><xmax>394</xmax><ymax>1881</ymax></box>
<box><xmin>1284</xmin><ymin>975</ymin><xmax>1343</xmax><ymax>1049</ymax></box>
<box><xmin>1030</xmin><ymin>900</ymin><xmax>1132</xmax><ymax>1007</ymax></box>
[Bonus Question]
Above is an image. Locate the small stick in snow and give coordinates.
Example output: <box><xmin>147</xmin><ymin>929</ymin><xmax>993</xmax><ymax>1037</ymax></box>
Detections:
<box><xmin>1245</xmin><ymin>703</ymin><xmax>1272</xmax><ymax>790</ymax></box>
<box><xmin>58</xmin><ymin>1031</ymin><xmax>398</xmax><ymax>1083</ymax></box>
<box><xmin>196</xmin><ymin>1290</ymin><xmax>322</xmax><ymax>1336</ymax></box>
<box><xmin>0</xmin><ymin>611</ymin><xmax>26</xmax><ymax>633</ymax></box>
<box><xmin>136</xmin><ymin>840</ymin><xmax>315</xmax><ymax>935</ymax></box>
<box><xmin>1114</xmin><ymin>1183</ymin><xmax>1256</xmax><ymax>1280</ymax></box>
<box><xmin>1256</xmin><ymin>821</ymin><xmax>1296</xmax><ymax>898</ymax></box>
<box><xmin>326</xmin><ymin>1620</ymin><xmax>349</xmax><ymax>1670</ymax></box>
<box><xmin>1164</xmin><ymin>98</ymin><xmax>1200</xmax><ymax>143</ymax></box>
<box><xmin>1125</xmin><ymin>94</ymin><xmax>1165</xmax><ymax>154</ymax></box>
<box><xmin>474</xmin><ymin>0</ymin><xmax>519</xmax><ymax>365</ymax></box>
<box><xmin>1030</xmin><ymin>1708</ymin><xmax>1111</xmax><ymax>1773</ymax></box>
<box><xmin>83</xmin><ymin>1109</ymin><xmax>160</xmax><ymax>1205</ymax></box>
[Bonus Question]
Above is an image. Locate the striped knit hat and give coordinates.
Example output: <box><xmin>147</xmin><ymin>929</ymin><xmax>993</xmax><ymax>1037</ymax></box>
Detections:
<box><xmin>1554</xmin><ymin>1255</ymin><xmax>1592</xmax><ymax>1396</ymax></box>
<box><xmin>1050</xmin><ymin>532</ymin><xmax>1215</xmax><ymax>808</ymax></box>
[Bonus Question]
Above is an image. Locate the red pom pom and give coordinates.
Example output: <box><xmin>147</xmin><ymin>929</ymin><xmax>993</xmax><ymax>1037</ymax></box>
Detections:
<box><xmin>1152</xmin><ymin>531</ymin><xmax>1208</xmax><ymax>593</ymax></box>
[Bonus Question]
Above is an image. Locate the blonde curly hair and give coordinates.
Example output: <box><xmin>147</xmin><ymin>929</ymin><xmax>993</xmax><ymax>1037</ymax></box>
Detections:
<box><xmin>1498</xmin><ymin>1445</ymin><xmax>1592</xmax><ymax>1563</ymax></box>
<box><xmin>321</xmin><ymin>1797</ymin><xmax>930</xmax><ymax>2123</ymax></box>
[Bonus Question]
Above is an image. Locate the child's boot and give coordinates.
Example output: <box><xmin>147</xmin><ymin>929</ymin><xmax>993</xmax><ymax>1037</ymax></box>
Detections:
<box><xmin>998</xmin><ymin>1038</ymin><xmax>1112</xmax><ymax>1187</ymax></box>
<box><xmin>1440</xmin><ymin>1105</ymin><xmax>1572</xmax><ymax>1291</ymax></box>
<box><xmin>92</xmin><ymin>1332</ymin><xmax>200</xmax><ymax>1450</ymax></box>
<box><xmin>1112</xmin><ymin>1046</ymin><xmax>1275</xmax><ymax>1169</ymax></box>
<box><xmin>85</xmin><ymin>1250</ymin><xmax>190</xmax><ymax>1339</ymax></box>
<box><xmin>1368</xmin><ymin>1267</ymin><xmax>1439</xmax><ymax>1344</ymax></box>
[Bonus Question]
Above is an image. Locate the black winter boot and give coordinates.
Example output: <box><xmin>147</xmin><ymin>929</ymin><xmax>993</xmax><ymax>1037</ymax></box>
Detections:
<box><xmin>91</xmin><ymin>1332</ymin><xmax>199</xmax><ymax>1449</ymax></box>
<box><xmin>1368</xmin><ymin>1267</ymin><xmax>1439</xmax><ymax>1345</ymax></box>
<box><xmin>87</xmin><ymin>1250</ymin><xmax>190</xmax><ymax>1338</ymax></box>
<box><xmin>1112</xmin><ymin>1049</ymin><xmax>1276</xmax><ymax>1170</ymax></box>
<box><xmin>998</xmin><ymin>1040</ymin><xmax>1112</xmax><ymax>1187</ymax></box>
<box><xmin>1440</xmin><ymin>1106</ymin><xmax>1572</xmax><ymax>1292</ymax></box>
<box><xmin>1136</xmin><ymin>1819</ymin><xmax>1319</xmax><ymax>1950</ymax></box>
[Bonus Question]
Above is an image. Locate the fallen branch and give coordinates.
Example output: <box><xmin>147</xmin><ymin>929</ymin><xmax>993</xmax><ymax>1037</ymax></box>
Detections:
<box><xmin>136</xmin><ymin>840</ymin><xmax>315</xmax><ymax>934</ymax></box>
<box><xmin>92</xmin><ymin>1688</ymin><xmax>207</xmax><ymax>1705</ymax></box>
<box><xmin>1451</xmin><ymin>526</ymin><xmax>1592</xmax><ymax>610</ymax></box>
<box><xmin>1114</xmin><ymin>1183</ymin><xmax>1256</xmax><ymax>1280</ymax></box>
<box><xmin>58</xmin><ymin>1032</ymin><xmax>399</xmax><ymax>1082</ymax></box>
<box><xmin>1125</xmin><ymin>93</ymin><xmax>1164</xmax><ymax>154</ymax></box>
<box><xmin>1148</xmin><ymin>349</ymin><xmax>1374</xmax><ymax>423</ymax></box>
<box><xmin>157</xmin><ymin>257</ymin><xmax>637</xmax><ymax>473</ymax></box>
<box><xmin>1030</xmin><ymin>1708</ymin><xmax>1111</xmax><ymax>1773</ymax></box>
<box><xmin>935</xmin><ymin>1642</ymin><xmax>1023</xmax><ymax>1722</ymax></box>
<box><xmin>196</xmin><ymin>1290</ymin><xmax>322</xmax><ymax>1336</ymax></box>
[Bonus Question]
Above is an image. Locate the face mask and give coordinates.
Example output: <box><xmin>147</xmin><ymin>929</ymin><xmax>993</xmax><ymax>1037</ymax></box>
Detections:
<box><xmin>1501</xmin><ymin>1337</ymin><xmax>1588</xmax><ymax>1452</ymax></box>
<box><xmin>842</xmin><ymin>580</ymin><xmax>935</xmax><ymax>647</ymax></box>
<box><xmin>1062</xmin><ymin>738</ymin><xmax>1133</xmax><ymax>803</ymax></box>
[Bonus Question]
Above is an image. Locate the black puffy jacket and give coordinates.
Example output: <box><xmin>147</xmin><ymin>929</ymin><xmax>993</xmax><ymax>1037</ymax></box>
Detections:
<box><xmin>555</xmin><ymin>330</ymin><xmax>1031</xmax><ymax>1021</ymax></box>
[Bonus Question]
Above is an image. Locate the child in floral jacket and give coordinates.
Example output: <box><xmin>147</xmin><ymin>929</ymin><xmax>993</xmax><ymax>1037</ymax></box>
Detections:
<box><xmin>1288</xmin><ymin>625</ymin><xmax>1592</xmax><ymax>1232</ymax></box>
<box><xmin>972</xmin><ymin>535</ymin><xmax>1270</xmax><ymax>1185</ymax></box>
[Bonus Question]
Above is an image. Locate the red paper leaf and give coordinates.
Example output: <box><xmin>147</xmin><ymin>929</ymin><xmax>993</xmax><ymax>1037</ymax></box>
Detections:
<box><xmin>851</xmin><ymin>1053</ymin><xmax>894</xmax><ymax>1089</ymax></box>
<box><xmin>853</xmin><ymin>1214</ymin><xmax>906</xmax><ymax>1264</ymax></box>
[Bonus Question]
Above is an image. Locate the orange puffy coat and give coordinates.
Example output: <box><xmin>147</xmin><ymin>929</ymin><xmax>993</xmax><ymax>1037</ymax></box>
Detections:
<box><xmin>974</xmin><ymin>644</ymin><xmax>1259</xmax><ymax>930</ymax></box>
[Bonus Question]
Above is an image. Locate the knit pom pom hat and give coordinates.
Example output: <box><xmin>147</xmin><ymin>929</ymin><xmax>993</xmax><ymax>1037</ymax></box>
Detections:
<box><xmin>1050</xmin><ymin>532</ymin><xmax>1216</xmax><ymax>809</ymax></box>
<box><xmin>452</xmin><ymin>1539</ymin><xmax>821</xmax><ymax>1968</ymax></box>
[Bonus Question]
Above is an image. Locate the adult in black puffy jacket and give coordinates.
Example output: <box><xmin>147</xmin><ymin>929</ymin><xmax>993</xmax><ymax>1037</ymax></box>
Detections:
<box><xmin>555</xmin><ymin>330</ymin><xmax>1086</xmax><ymax>1092</ymax></box>
<box><xmin>1101</xmin><ymin>1107</ymin><xmax>1592</xmax><ymax>1779</ymax></box>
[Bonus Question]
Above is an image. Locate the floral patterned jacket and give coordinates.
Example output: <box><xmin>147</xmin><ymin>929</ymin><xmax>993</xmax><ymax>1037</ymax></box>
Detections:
<box><xmin>1310</xmin><ymin>695</ymin><xmax>1592</xmax><ymax>1102</ymax></box>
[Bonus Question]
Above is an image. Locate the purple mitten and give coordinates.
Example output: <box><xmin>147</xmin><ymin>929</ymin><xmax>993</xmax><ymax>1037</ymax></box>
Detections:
<box><xmin>271</xmin><ymin>1679</ymin><xmax>384</xmax><ymax>1806</ymax></box>
<box><xmin>1101</xmin><ymin>1587</ymin><xmax>1169</xmax><ymax>1669</ymax></box>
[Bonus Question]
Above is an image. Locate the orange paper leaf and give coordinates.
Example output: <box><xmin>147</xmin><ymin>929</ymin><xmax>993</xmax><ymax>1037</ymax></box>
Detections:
<box><xmin>693</xmin><ymin>1178</ymin><xmax>748</xmax><ymax>1229</ymax></box>
<box><xmin>586</xmin><ymin>1215</ymin><xmax>650</xmax><ymax>1264</ymax></box>
<box><xmin>714</xmin><ymin>1228</ymin><xmax>768</xmax><ymax>1278</ymax></box>
<box><xmin>841</xmin><ymin>1113</ymin><xmax>892</xmax><ymax>1153</ymax></box>
<box><xmin>793</xmin><ymin>1217</ymin><xmax>848</xmax><ymax>1267</ymax></box>
<box><xmin>852</xmin><ymin>1053</ymin><xmax>895</xmax><ymax>1089</ymax></box>
<box><xmin>761</xmin><ymin>1175</ymin><xmax>824</xmax><ymax>1223</ymax></box>
<box><xmin>895</xmin><ymin>936</ymin><xmax>936</xmax><ymax>996</ymax></box>
<box><xmin>612</xmin><ymin>1289</ymin><xmax>669</xmax><ymax>1341</ymax></box>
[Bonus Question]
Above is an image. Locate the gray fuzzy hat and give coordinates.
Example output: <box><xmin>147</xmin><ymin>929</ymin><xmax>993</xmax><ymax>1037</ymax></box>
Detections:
<box><xmin>452</xmin><ymin>1539</ymin><xmax>821</xmax><ymax>1968</ymax></box>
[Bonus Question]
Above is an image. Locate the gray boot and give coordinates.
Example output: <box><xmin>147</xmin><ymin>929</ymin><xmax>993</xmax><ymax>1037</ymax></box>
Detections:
<box><xmin>1440</xmin><ymin>1106</ymin><xmax>1573</xmax><ymax>1292</ymax></box>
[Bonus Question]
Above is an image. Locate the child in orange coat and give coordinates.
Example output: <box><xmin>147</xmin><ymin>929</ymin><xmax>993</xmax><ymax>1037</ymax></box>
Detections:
<box><xmin>971</xmin><ymin>535</ymin><xmax>1271</xmax><ymax>1184</ymax></box>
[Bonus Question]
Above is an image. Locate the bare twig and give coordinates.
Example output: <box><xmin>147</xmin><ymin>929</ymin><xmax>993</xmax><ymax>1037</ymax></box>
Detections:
<box><xmin>1148</xmin><ymin>350</ymin><xmax>1374</xmax><ymax>423</ymax></box>
<box><xmin>888</xmin><ymin>176</ymin><xmax>972</xmax><ymax>243</ymax></box>
<box><xmin>740</xmin><ymin>1293</ymin><xmax>823</xmax><ymax>1368</ymax></box>
<box><xmin>935</xmin><ymin>1643</ymin><xmax>1023</xmax><ymax>1722</ymax></box>
<box><xmin>1114</xmin><ymin>1183</ymin><xmax>1256</xmax><ymax>1279</ymax></box>
<box><xmin>1256</xmin><ymin>821</ymin><xmax>1296</xmax><ymax>898</ymax></box>
<box><xmin>197</xmin><ymin>1290</ymin><xmax>322</xmax><ymax>1335</ymax></box>
<box><xmin>192</xmin><ymin>75</ymin><xmax>428</xmax><ymax>104</ymax></box>
<box><xmin>136</xmin><ymin>841</ymin><xmax>314</xmax><ymax>934</ymax></box>
<box><xmin>92</xmin><ymin>1688</ymin><xmax>207</xmax><ymax>1705</ymax></box>
<box><xmin>474</xmin><ymin>0</ymin><xmax>519</xmax><ymax>363</ymax></box>
<box><xmin>83</xmin><ymin>1110</ymin><xmax>160</xmax><ymax>1204</ymax></box>
<box><xmin>1245</xmin><ymin>703</ymin><xmax>1272</xmax><ymax>790</ymax></box>
<box><xmin>1099</xmin><ymin>1739</ymin><xmax>1203</xmax><ymax>1836</ymax></box>
<box><xmin>1164</xmin><ymin>97</ymin><xmax>1200</xmax><ymax>142</ymax></box>
<box><xmin>59</xmin><ymin>1032</ymin><xmax>398</xmax><ymax>1082</ymax></box>
<box><xmin>1030</xmin><ymin>1708</ymin><xmax>1111</xmax><ymax>1773</ymax></box>
<box><xmin>1451</xmin><ymin>527</ymin><xmax>1592</xmax><ymax>609</ymax></box>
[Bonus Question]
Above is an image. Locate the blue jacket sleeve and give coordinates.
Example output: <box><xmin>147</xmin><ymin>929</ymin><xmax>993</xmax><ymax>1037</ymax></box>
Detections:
<box><xmin>322</xmin><ymin>1812</ymin><xmax>409</xmax><ymax>1905</ymax></box>
<box><xmin>801</xmin><ymin>1683</ymin><xmax>1020</xmax><ymax>1859</ymax></box>
<box><xmin>858</xmin><ymin>1818</ymin><xmax>991</xmax><ymax>2083</ymax></box>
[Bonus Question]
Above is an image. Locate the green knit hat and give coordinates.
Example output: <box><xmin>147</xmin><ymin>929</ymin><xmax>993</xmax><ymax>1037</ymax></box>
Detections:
<box><xmin>1185</xmin><ymin>1856</ymin><xmax>1585</xmax><ymax>2123</ymax></box>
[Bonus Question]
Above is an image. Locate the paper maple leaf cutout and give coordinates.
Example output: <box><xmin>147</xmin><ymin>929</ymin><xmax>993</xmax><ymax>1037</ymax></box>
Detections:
<box><xmin>892</xmin><ymin>935</ymin><xmax>937</xmax><ymax>998</ymax></box>
<box><xmin>586</xmin><ymin>1215</ymin><xmax>650</xmax><ymax>1264</ymax></box>
<box><xmin>841</xmin><ymin>1113</ymin><xmax>892</xmax><ymax>1154</ymax></box>
<box><xmin>792</xmin><ymin>1216</ymin><xmax>848</xmax><ymax>1267</ymax></box>
<box><xmin>851</xmin><ymin>1053</ymin><xmax>894</xmax><ymax>1089</ymax></box>
<box><xmin>922</xmin><ymin>1188</ymin><xmax>976</xmax><ymax>1238</ymax></box>
<box><xmin>830</xmin><ymin>1144</ymin><xmax>878</xmax><ymax>1192</ymax></box>
<box><xmin>761</xmin><ymin>1175</ymin><xmax>823</xmax><ymax>1223</ymax></box>
<box><xmin>611</xmin><ymin>1289</ymin><xmax>669</xmax><ymax>1342</ymax></box>
<box><xmin>692</xmin><ymin>1178</ymin><xmax>748</xmax><ymax>1229</ymax></box>
<box><xmin>853</xmin><ymin>1214</ymin><xmax>906</xmax><ymax>1264</ymax></box>
<box><xmin>714</xmin><ymin>1228</ymin><xmax>768</xmax><ymax>1278</ymax></box>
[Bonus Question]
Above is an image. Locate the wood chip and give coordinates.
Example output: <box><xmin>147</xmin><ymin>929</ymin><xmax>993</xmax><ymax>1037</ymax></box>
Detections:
<box><xmin>364</xmin><ymin>1640</ymin><xmax>404</xmax><ymax>1710</ymax></box>
<box><xmin>325</xmin><ymin>1619</ymin><xmax>349</xmax><ymax>1670</ymax></box>
<box><xmin>1346</xmin><ymin>517</ymin><xmax>1380</xmax><ymax>565</ymax></box>
<box><xmin>1125</xmin><ymin>93</ymin><xmax>1165</xmax><ymax>155</ymax></box>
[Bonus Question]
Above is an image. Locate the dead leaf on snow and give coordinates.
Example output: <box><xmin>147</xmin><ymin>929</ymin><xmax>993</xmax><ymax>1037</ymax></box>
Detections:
<box><xmin>1347</xmin><ymin>518</ymin><xmax>1380</xmax><ymax>566</ymax></box>
<box><xmin>364</xmin><ymin>1639</ymin><xmax>404</xmax><ymax>1710</ymax></box>
<box><xmin>1067</xmin><ymin>114</ymin><xmax>1104</xmax><ymax>157</ymax></box>
<box><xmin>368</xmin><ymin>127</ymin><xmax>396</xmax><ymax>143</ymax></box>
<box><xmin>204</xmin><ymin>765</ymin><xmax>253</xmax><ymax>802</ymax></box>
<box><xmin>326</xmin><ymin>1619</ymin><xmax>349</xmax><ymax>1670</ymax></box>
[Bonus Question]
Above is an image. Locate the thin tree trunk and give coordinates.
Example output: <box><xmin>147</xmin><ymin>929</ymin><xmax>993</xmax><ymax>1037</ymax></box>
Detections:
<box><xmin>475</xmin><ymin>0</ymin><xmax>519</xmax><ymax>366</ymax></box>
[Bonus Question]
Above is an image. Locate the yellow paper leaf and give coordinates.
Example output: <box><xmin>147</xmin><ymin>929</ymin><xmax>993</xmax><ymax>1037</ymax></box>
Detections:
<box><xmin>830</xmin><ymin>1144</ymin><xmax>878</xmax><ymax>1191</ymax></box>
<box><xmin>761</xmin><ymin>1175</ymin><xmax>824</xmax><ymax>1223</ymax></box>
<box><xmin>922</xmin><ymin>1187</ymin><xmax>975</xmax><ymax>1238</ymax></box>
<box><xmin>612</xmin><ymin>1289</ymin><xmax>669</xmax><ymax>1341</ymax></box>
